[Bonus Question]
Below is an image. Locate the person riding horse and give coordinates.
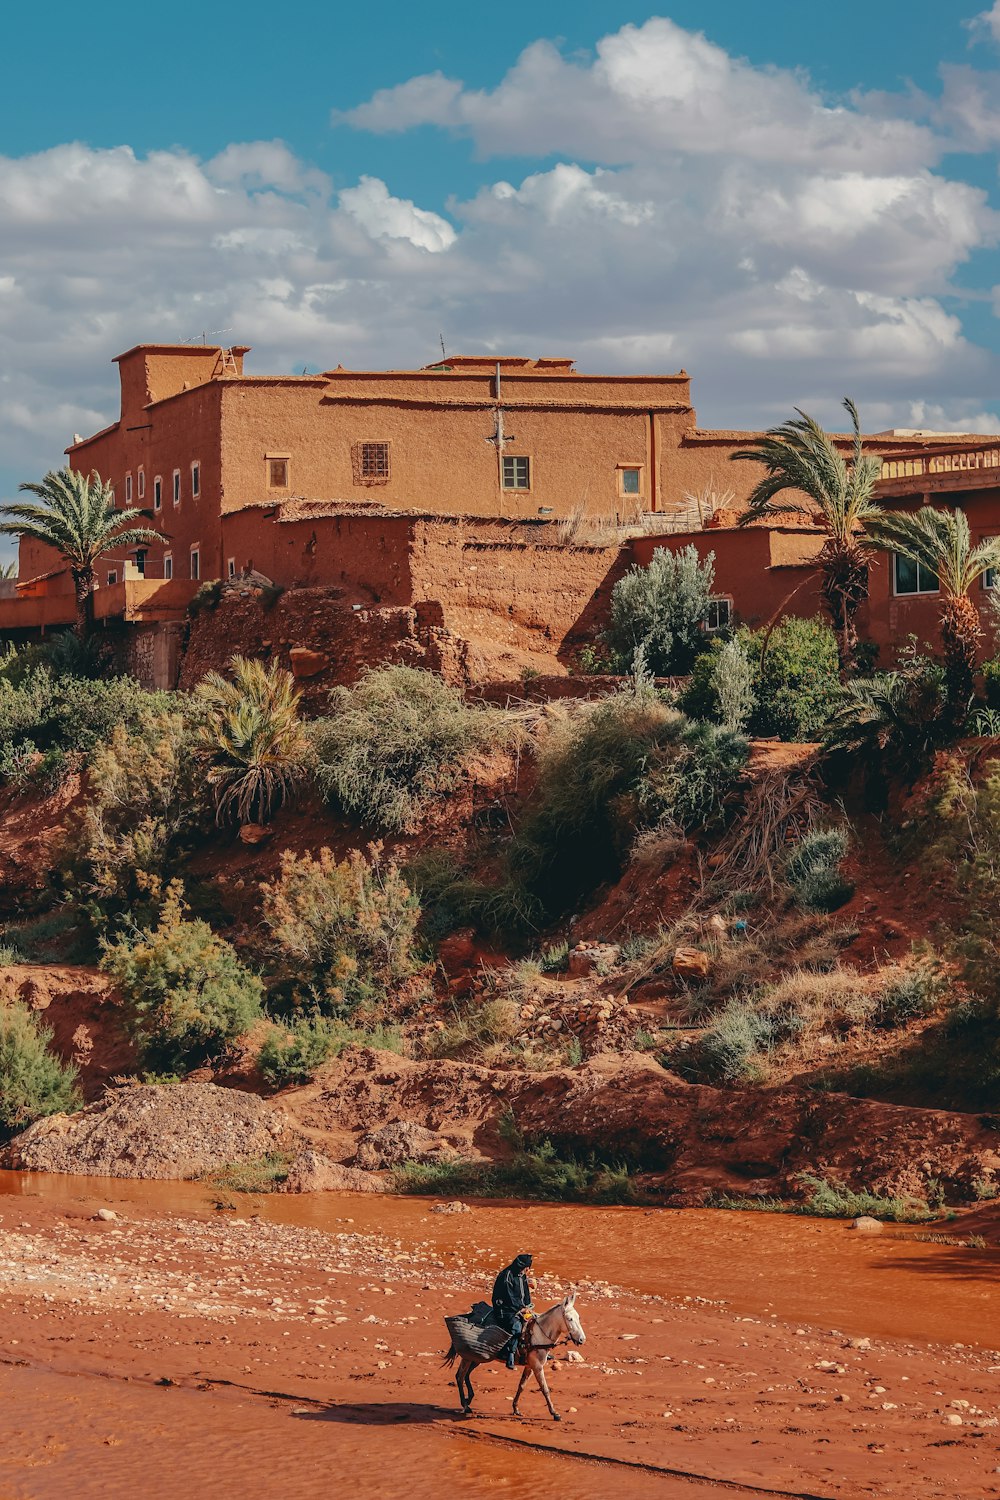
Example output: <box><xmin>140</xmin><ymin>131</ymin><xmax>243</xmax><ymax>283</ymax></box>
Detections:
<box><xmin>492</xmin><ymin>1252</ymin><xmax>533</xmax><ymax>1369</ymax></box>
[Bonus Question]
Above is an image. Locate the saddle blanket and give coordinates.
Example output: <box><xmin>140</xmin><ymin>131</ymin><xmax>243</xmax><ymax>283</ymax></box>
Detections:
<box><xmin>445</xmin><ymin>1312</ymin><xmax>512</xmax><ymax>1360</ymax></box>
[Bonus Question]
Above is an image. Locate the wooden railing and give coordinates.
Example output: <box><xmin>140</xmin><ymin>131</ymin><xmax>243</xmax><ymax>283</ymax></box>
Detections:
<box><xmin>878</xmin><ymin>446</ymin><xmax>1000</xmax><ymax>484</ymax></box>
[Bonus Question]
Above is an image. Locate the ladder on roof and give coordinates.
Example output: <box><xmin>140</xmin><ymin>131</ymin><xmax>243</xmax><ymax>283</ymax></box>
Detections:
<box><xmin>215</xmin><ymin>347</ymin><xmax>239</xmax><ymax>377</ymax></box>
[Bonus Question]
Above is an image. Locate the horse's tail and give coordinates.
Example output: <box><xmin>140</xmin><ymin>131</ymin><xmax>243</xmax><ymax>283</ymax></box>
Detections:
<box><xmin>442</xmin><ymin>1343</ymin><xmax>459</xmax><ymax>1367</ymax></box>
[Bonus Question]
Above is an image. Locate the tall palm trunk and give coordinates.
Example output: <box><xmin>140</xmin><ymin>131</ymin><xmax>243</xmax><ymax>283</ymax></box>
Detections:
<box><xmin>72</xmin><ymin>565</ymin><xmax>96</xmax><ymax>639</ymax></box>
<box><xmin>819</xmin><ymin>542</ymin><xmax>870</xmax><ymax>681</ymax></box>
<box><xmin>940</xmin><ymin>592</ymin><xmax>980</xmax><ymax>728</ymax></box>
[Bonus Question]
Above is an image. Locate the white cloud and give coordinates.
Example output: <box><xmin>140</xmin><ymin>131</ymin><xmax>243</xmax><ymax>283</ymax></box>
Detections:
<box><xmin>967</xmin><ymin>2</ymin><xmax>1000</xmax><ymax>44</ymax></box>
<box><xmin>3</xmin><ymin>14</ymin><xmax>1000</xmax><ymax>513</ymax></box>
<box><xmin>338</xmin><ymin>176</ymin><xmax>455</xmax><ymax>251</ymax></box>
<box><xmin>339</xmin><ymin>18</ymin><xmax>939</xmax><ymax>173</ymax></box>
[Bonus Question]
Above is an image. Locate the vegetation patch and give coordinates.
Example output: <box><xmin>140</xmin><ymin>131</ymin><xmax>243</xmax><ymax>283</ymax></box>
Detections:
<box><xmin>0</xmin><ymin>1004</ymin><xmax>81</xmax><ymax>1136</ymax></box>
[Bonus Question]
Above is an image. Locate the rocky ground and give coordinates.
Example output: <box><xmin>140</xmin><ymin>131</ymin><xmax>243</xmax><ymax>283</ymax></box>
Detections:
<box><xmin>0</xmin><ymin>1180</ymin><xmax>996</xmax><ymax>1499</ymax></box>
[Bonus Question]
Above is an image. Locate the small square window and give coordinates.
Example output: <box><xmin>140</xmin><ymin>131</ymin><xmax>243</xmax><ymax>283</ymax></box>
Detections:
<box><xmin>153</xmin><ymin>476</ymin><xmax>162</xmax><ymax>511</ymax></box>
<box><xmin>124</xmin><ymin>473</ymin><xmax>132</xmax><ymax>504</ymax></box>
<box><xmin>704</xmin><ymin>597</ymin><xmax>732</xmax><ymax>632</ymax></box>
<box><xmin>227</xmin><ymin>557</ymin><xmax>236</xmax><ymax>579</ymax></box>
<box><xmin>361</xmin><ymin>442</ymin><xmax>390</xmax><ymax>480</ymax></box>
<box><xmin>268</xmin><ymin>458</ymin><xmax>289</xmax><ymax>489</ymax></box>
<box><xmin>106</xmin><ymin>569</ymin><xmax>118</xmax><ymax>587</ymax></box>
<box><xmin>620</xmin><ymin>467</ymin><xmax>641</xmax><ymax>496</ymax></box>
<box><xmin>502</xmin><ymin>456</ymin><xmax>530</xmax><ymax>491</ymax></box>
<box><xmin>163</xmin><ymin>555</ymin><xmax>173</xmax><ymax>580</ymax></box>
<box><xmin>190</xmin><ymin>548</ymin><xmax>200</xmax><ymax>581</ymax></box>
<box><xmin>172</xmin><ymin>469</ymin><xmax>181</xmax><ymax>505</ymax></box>
<box><xmin>893</xmin><ymin>554</ymin><xmax>938</xmax><ymax>596</ymax></box>
<box><xmin>137</xmin><ymin>468</ymin><xmax>145</xmax><ymax>500</ymax></box>
<box><xmin>191</xmin><ymin>462</ymin><xmax>200</xmax><ymax>498</ymax></box>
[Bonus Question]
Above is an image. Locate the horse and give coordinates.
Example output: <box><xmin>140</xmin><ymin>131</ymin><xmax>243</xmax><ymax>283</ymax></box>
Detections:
<box><xmin>444</xmin><ymin>1294</ymin><xmax>586</xmax><ymax>1421</ymax></box>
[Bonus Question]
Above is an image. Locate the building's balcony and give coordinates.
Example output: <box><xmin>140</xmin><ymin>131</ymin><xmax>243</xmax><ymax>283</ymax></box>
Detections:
<box><xmin>0</xmin><ymin>578</ymin><xmax>198</xmax><ymax>632</ymax></box>
<box><xmin>876</xmin><ymin>444</ymin><xmax>1000</xmax><ymax>499</ymax></box>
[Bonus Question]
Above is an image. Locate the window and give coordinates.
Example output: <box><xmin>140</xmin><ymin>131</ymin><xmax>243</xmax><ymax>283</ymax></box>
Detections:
<box><xmin>106</xmin><ymin>569</ymin><xmax>118</xmax><ymax>587</ymax></box>
<box><xmin>172</xmin><ymin>469</ymin><xmax>181</xmax><ymax>505</ymax></box>
<box><xmin>163</xmin><ymin>554</ymin><xmax>173</xmax><ymax>580</ymax></box>
<box><xmin>153</xmin><ymin>475</ymin><xmax>162</xmax><ymax>511</ymax></box>
<box><xmin>618</xmin><ymin>466</ymin><xmax>642</xmax><ymax>497</ymax></box>
<box><xmin>704</xmin><ymin>597</ymin><xmax>732</xmax><ymax>632</ymax></box>
<box><xmin>268</xmin><ymin>457</ymin><xmax>289</xmax><ymax>489</ymax></box>
<box><xmin>502</xmin><ymin>456</ymin><xmax>530</xmax><ymax>491</ymax></box>
<box><xmin>227</xmin><ymin>557</ymin><xmax>237</xmax><ymax>579</ymax></box>
<box><xmin>893</xmin><ymin>554</ymin><xmax>938</xmax><ymax>596</ymax></box>
<box><xmin>190</xmin><ymin>548</ymin><xmax>200</xmax><ymax>581</ymax></box>
<box><xmin>191</xmin><ymin>462</ymin><xmax>200</xmax><ymax>498</ymax></box>
<box><xmin>983</xmin><ymin>537</ymin><xmax>998</xmax><ymax>591</ymax></box>
<box><xmin>137</xmin><ymin>468</ymin><xmax>145</xmax><ymax>500</ymax></box>
<box><xmin>360</xmin><ymin>441</ymin><xmax>389</xmax><ymax>480</ymax></box>
<box><xmin>124</xmin><ymin>473</ymin><xmax>132</xmax><ymax>504</ymax></box>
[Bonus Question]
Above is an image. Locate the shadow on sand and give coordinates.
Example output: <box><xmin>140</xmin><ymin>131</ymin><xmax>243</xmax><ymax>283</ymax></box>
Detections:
<box><xmin>294</xmin><ymin>1401</ymin><xmax>468</xmax><ymax>1426</ymax></box>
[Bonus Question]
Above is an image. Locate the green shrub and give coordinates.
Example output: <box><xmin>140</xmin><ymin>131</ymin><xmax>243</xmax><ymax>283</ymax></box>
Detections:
<box><xmin>825</xmin><ymin>642</ymin><xmax>949</xmax><ymax>775</ymax></box>
<box><xmin>260</xmin><ymin>845</ymin><xmax>422</xmax><ymax>1016</ymax></box>
<box><xmin>509</xmin><ymin>693</ymin><xmax>747</xmax><ymax>922</ymax></box>
<box><xmin>102</xmin><ymin>885</ymin><xmax>264</xmax><ymax>1068</ymax></box>
<box><xmin>206</xmin><ymin>1152</ymin><xmax>291</xmax><ymax>1192</ymax></box>
<box><xmin>310</xmin><ymin>666</ymin><xmax>513</xmax><ymax>831</ymax></box>
<box><xmin>983</xmin><ymin>656</ymin><xmax>1000</xmax><ymax>710</ymax></box>
<box><xmin>682</xmin><ymin>616</ymin><xmax>839</xmax><ymax>741</ymax></box>
<box><xmin>697</xmin><ymin>998</ymin><xmax>776</xmax><ymax>1081</ymax></box>
<box><xmin>63</xmin><ymin>704</ymin><xmax>210</xmax><ymax>934</ymax></box>
<box><xmin>0</xmin><ymin>1004</ymin><xmax>81</xmax><ymax>1135</ymax></box>
<box><xmin>786</xmin><ymin>827</ymin><xmax>854</xmax><ymax>912</ymax></box>
<box><xmin>198</xmin><ymin>657</ymin><xmax>310</xmax><ymax>826</ymax></box>
<box><xmin>875</xmin><ymin>963</ymin><xmax>946</xmax><ymax>1028</ymax></box>
<box><xmin>394</xmin><ymin>1136</ymin><xmax>638</xmax><ymax>1204</ymax></box>
<box><xmin>796</xmin><ymin>1172</ymin><xmax>932</xmax><ymax>1222</ymax></box>
<box><xmin>607</xmin><ymin>545</ymin><xmax>716</xmax><ymax>675</ymax></box>
<box><xmin>256</xmin><ymin>1016</ymin><xmax>403</xmax><ymax>1087</ymax></box>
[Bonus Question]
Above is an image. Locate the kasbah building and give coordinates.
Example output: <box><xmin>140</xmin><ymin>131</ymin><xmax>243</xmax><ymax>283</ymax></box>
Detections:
<box><xmin>10</xmin><ymin>340</ymin><xmax>1000</xmax><ymax>690</ymax></box>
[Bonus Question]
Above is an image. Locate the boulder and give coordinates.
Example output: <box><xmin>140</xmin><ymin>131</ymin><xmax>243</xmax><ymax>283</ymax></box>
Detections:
<box><xmin>352</xmin><ymin>1120</ymin><xmax>454</xmax><ymax>1171</ymax></box>
<box><xmin>289</xmin><ymin>646</ymin><xmax>329</xmax><ymax>679</ymax></box>
<box><xmin>239</xmin><ymin>822</ymin><xmax>273</xmax><ymax>846</ymax></box>
<box><xmin>280</xmin><ymin>1150</ymin><xmax>384</xmax><ymax>1194</ymax></box>
<box><xmin>672</xmin><ymin>946</ymin><xmax>711</xmax><ymax>981</ymax></box>
<box><xmin>851</xmin><ymin>1215</ymin><xmax>883</xmax><ymax>1234</ymax></box>
<box><xmin>568</xmin><ymin>943</ymin><xmax>619</xmax><ymax>978</ymax></box>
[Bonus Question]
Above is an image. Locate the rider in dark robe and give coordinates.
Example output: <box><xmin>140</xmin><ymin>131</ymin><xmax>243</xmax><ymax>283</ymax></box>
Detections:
<box><xmin>492</xmin><ymin>1252</ymin><xmax>533</xmax><ymax>1369</ymax></box>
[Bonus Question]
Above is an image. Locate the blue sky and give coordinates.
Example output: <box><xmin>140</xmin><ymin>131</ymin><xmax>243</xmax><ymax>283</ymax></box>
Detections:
<box><xmin>3</xmin><ymin>0</ymin><xmax>1000</xmax><ymax>530</ymax></box>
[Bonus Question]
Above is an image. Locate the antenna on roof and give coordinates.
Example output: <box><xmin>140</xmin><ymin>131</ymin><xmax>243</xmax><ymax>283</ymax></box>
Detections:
<box><xmin>439</xmin><ymin>333</ymin><xmax>447</xmax><ymax>361</ymax></box>
<box><xmin>182</xmin><ymin>327</ymin><xmax>233</xmax><ymax>346</ymax></box>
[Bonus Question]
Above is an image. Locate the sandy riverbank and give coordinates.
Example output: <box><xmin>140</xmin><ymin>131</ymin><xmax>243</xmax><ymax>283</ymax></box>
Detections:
<box><xmin>0</xmin><ymin>1174</ymin><xmax>996</xmax><ymax>1499</ymax></box>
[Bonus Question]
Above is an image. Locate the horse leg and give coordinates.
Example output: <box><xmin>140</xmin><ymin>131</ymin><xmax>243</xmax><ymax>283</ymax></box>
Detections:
<box><xmin>530</xmin><ymin>1353</ymin><xmax>560</xmax><ymax>1421</ymax></box>
<box><xmin>465</xmin><ymin>1363</ymin><xmax>476</xmax><ymax>1413</ymax></box>
<box><xmin>511</xmin><ymin>1361</ymin><xmax>530</xmax><ymax>1418</ymax></box>
<box><xmin>457</xmin><ymin>1358</ymin><xmax>473</xmax><ymax>1414</ymax></box>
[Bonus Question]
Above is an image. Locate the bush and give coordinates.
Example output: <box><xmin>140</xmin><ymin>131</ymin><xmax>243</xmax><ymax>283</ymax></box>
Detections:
<box><xmin>0</xmin><ymin>668</ymin><xmax>169</xmax><ymax>787</ymax></box>
<box><xmin>825</xmin><ymin>642</ymin><xmax>949</xmax><ymax>776</ymax></box>
<box><xmin>394</xmin><ymin>1137</ymin><xmax>638</xmax><ymax>1204</ymax></box>
<box><xmin>786</xmin><ymin>827</ymin><xmax>854</xmax><ymax>912</ymax></box>
<box><xmin>310</xmin><ymin>666</ymin><xmax>513</xmax><ymax>832</ymax></box>
<box><xmin>102</xmin><ymin>885</ymin><xmax>264</xmax><ymax>1068</ymax></box>
<box><xmin>256</xmin><ymin>1016</ymin><xmax>402</xmax><ymax>1087</ymax></box>
<box><xmin>697</xmin><ymin>998</ymin><xmax>777</xmax><ymax>1081</ymax></box>
<box><xmin>260</xmin><ymin>845</ymin><xmax>422</xmax><ymax>1017</ymax></box>
<box><xmin>0</xmin><ymin>1004</ymin><xmax>81</xmax><ymax>1135</ymax></box>
<box><xmin>198</xmin><ymin>657</ymin><xmax>310</xmax><ymax>826</ymax></box>
<box><xmin>682</xmin><ymin>616</ymin><xmax>839</xmax><ymax>741</ymax></box>
<box><xmin>64</xmin><ymin>704</ymin><xmax>210</xmax><ymax>935</ymax></box>
<box><xmin>607</xmin><ymin>545</ymin><xmax>716</xmax><ymax>675</ymax></box>
<box><xmin>508</xmin><ymin>693</ymin><xmax>747</xmax><ymax>922</ymax></box>
<box><xmin>875</xmin><ymin>962</ymin><xmax>946</xmax><ymax>1028</ymax></box>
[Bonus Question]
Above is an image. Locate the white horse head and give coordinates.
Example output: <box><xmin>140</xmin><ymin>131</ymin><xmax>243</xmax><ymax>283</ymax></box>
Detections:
<box><xmin>561</xmin><ymin>1292</ymin><xmax>586</xmax><ymax>1345</ymax></box>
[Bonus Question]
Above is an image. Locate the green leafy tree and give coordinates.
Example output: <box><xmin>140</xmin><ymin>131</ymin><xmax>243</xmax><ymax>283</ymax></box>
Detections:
<box><xmin>0</xmin><ymin>468</ymin><xmax>159</xmax><ymax>637</ymax></box>
<box><xmin>869</xmin><ymin>506</ymin><xmax>1000</xmax><ymax>722</ymax></box>
<box><xmin>732</xmin><ymin>399</ymin><xmax>884</xmax><ymax>677</ymax></box>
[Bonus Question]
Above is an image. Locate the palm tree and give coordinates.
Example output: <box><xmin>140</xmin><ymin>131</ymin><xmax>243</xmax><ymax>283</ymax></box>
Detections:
<box><xmin>732</xmin><ymin>399</ymin><xmax>885</xmax><ymax>677</ymax></box>
<box><xmin>0</xmin><ymin>468</ymin><xmax>159</xmax><ymax>637</ymax></box>
<box><xmin>198</xmin><ymin>657</ymin><xmax>311</xmax><ymax>826</ymax></box>
<box><xmin>869</xmin><ymin>506</ymin><xmax>1000</xmax><ymax>722</ymax></box>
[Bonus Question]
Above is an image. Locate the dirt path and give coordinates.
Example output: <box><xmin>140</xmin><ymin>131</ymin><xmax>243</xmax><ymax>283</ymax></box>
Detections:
<box><xmin>0</xmin><ymin>1176</ymin><xmax>996</xmax><ymax>1499</ymax></box>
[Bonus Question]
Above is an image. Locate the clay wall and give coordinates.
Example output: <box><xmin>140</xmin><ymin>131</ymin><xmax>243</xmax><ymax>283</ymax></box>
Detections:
<box><xmin>221</xmin><ymin>509</ymin><xmax>415</xmax><ymax>602</ymax></box>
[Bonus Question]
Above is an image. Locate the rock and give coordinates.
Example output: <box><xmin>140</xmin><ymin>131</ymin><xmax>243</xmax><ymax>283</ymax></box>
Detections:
<box><xmin>94</xmin><ymin>1208</ymin><xmax>119</xmax><ymax>1222</ymax></box>
<box><xmin>672</xmin><ymin>946</ymin><xmax>711</xmax><ymax>981</ymax></box>
<box><xmin>239</xmin><ymin>823</ymin><xmax>273</xmax><ymax>846</ymax></box>
<box><xmin>430</xmin><ymin>1200</ymin><xmax>470</xmax><ymax>1214</ymax></box>
<box><xmin>567</xmin><ymin>943</ymin><xmax>619</xmax><ymax>978</ymax></box>
<box><xmin>289</xmin><ymin>646</ymin><xmax>329</xmax><ymax>679</ymax></box>
<box><xmin>352</xmin><ymin>1121</ymin><xmax>454</xmax><ymax>1171</ymax></box>
<box><xmin>706</xmin><ymin>914</ymin><xmax>727</xmax><ymax>939</ymax></box>
<box><xmin>943</xmin><ymin>1413</ymin><xmax>964</xmax><ymax>1426</ymax></box>
<box><xmin>851</xmin><ymin>1216</ymin><xmax>883</xmax><ymax>1234</ymax></box>
<box><xmin>565</xmin><ymin>1349</ymin><xmax>584</xmax><ymax>1362</ymax></box>
<box><xmin>280</xmin><ymin>1150</ymin><xmax>383</xmax><ymax>1194</ymax></box>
